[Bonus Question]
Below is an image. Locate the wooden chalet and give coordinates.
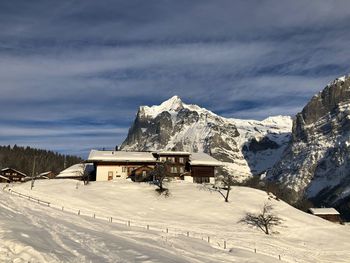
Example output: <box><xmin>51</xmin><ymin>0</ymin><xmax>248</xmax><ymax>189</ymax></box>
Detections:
<box><xmin>87</xmin><ymin>150</ymin><xmax>222</xmax><ymax>183</ymax></box>
<box><xmin>153</xmin><ymin>151</ymin><xmax>191</xmax><ymax>179</ymax></box>
<box><xmin>188</xmin><ymin>153</ymin><xmax>221</xmax><ymax>184</ymax></box>
<box><xmin>0</xmin><ymin>168</ymin><xmax>27</xmax><ymax>183</ymax></box>
<box><xmin>308</xmin><ymin>208</ymin><xmax>342</xmax><ymax>223</ymax></box>
<box><xmin>23</xmin><ymin>171</ymin><xmax>55</xmax><ymax>182</ymax></box>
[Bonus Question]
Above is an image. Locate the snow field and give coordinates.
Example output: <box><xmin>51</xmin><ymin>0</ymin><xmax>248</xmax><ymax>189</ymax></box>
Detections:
<box><xmin>5</xmin><ymin>179</ymin><xmax>350</xmax><ymax>262</ymax></box>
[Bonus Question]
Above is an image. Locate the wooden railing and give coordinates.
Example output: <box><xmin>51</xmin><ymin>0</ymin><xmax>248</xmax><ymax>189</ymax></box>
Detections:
<box><xmin>7</xmin><ymin>189</ymin><xmax>50</xmax><ymax>207</ymax></box>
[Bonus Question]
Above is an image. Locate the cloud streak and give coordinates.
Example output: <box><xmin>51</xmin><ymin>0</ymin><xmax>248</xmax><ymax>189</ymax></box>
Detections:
<box><xmin>0</xmin><ymin>0</ymin><xmax>349</xmax><ymax>157</ymax></box>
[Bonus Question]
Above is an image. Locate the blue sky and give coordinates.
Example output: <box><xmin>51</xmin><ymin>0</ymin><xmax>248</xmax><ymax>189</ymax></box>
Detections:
<box><xmin>0</xmin><ymin>0</ymin><xmax>349</xmax><ymax>157</ymax></box>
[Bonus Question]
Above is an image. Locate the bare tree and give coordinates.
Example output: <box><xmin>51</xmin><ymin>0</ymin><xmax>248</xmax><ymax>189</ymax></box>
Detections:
<box><xmin>239</xmin><ymin>203</ymin><xmax>282</xmax><ymax>234</ymax></box>
<box><xmin>149</xmin><ymin>161</ymin><xmax>171</xmax><ymax>194</ymax></box>
<box><xmin>76</xmin><ymin>163</ymin><xmax>90</xmax><ymax>185</ymax></box>
<box><xmin>216</xmin><ymin>174</ymin><xmax>236</xmax><ymax>202</ymax></box>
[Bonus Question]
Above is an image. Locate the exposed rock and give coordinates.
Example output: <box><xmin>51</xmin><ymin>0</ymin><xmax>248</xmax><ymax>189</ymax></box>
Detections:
<box><xmin>268</xmin><ymin>74</ymin><xmax>350</xmax><ymax>218</ymax></box>
<box><xmin>121</xmin><ymin>96</ymin><xmax>292</xmax><ymax>181</ymax></box>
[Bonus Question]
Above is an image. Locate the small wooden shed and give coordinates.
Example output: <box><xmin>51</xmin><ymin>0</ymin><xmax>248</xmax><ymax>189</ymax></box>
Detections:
<box><xmin>129</xmin><ymin>165</ymin><xmax>154</xmax><ymax>182</ymax></box>
<box><xmin>308</xmin><ymin>208</ymin><xmax>341</xmax><ymax>223</ymax></box>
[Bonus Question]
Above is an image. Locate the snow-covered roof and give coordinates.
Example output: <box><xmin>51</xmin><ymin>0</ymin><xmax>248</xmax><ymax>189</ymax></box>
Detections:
<box><xmin>190</xmin><ymin>153</ymin><xmax>222</xmax><ymax>166</ymax></box>
<box><xmin>38</xmin><ymin>171</ymin><xmax>53</xmax><ymax>176</ymax></box>
<box><xmin>309</xmin><ymin>208</ymin><xmax>340</xmax><ymax>215</ymax></box>
<box><xmin>88</xmin><ymin>150</ymin><xmax>156</xmax><ymax>163</ymax></box>
<box><xmin>1</xmin><ymin>167</ymin><xmax>27</xmax><ymax>177</ymax></box>
<box><xmin>56</xmin><ymin>163</ymin><xmax>93</xmax><ymax>178</ymax></box>
<box><xmin>156</xmin><ymin>151</ymin><xmax>190</xmax><ymax>156</ymax></box>
<box><xmin>0</xmin><ymin>175</ymin><xmax>10</xmax><ymax>181</ymax></box>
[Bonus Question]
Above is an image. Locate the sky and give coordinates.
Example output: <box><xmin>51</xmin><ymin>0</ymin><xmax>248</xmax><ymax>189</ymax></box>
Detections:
<box><xmin>0</xmin><ymin>0</ymin><xmax>349</xmax><ymax>157</ymax></box>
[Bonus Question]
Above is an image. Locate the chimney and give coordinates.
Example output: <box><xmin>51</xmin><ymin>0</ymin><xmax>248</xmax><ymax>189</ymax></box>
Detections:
<box><xmin>115</xmin><ymin>145</ymin><xmax>119</xmax><ymax>151</ymax></box>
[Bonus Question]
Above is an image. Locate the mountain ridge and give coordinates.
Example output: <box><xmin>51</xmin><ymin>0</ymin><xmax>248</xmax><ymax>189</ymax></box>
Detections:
<box><xmin>267</xmin><ymin>74</ymin><xmax>350</xmax><ymax>218</ymax></box>
<box><xmin>121</xmin><ymin>96</ymin><xmax>292</xmax><ymax>181</ymax></box>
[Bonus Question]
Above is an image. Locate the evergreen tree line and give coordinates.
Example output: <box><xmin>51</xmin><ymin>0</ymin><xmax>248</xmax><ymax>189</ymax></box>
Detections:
<box><xmin>0</xmin><ymin>145</ymin><xmax>83</xmax><ymax>176</ymax></box>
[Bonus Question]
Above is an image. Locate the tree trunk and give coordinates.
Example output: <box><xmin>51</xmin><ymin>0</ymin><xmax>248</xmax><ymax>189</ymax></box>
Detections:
<box><xmin>264</xmin><ymin>224</ymin><xmax>269</xmax><ymax>235</ymax></box>
<box><xmin>225</xmin><ymin>187</ymin><xmax>230</xmax><ymax>202</ymax></box>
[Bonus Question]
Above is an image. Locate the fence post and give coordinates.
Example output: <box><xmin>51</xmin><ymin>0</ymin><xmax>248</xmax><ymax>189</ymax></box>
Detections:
<box><xmin>147</xmin><ymin>225</ymin><xmax>149</xmax><ymax>230</ymax></box>
<box><xmin>279</xmin><ymin>255</ymin><xmax>281</xmax><ymax>260</ymax></box>
<box><xmin>128</xmin><ymin>220</ymin><xmax>130</xmax><ymax>227</ymax></box>
<box><xmin>207</xmin><ymin>236</ymin><xmax>210</xmax><ymax>243</ymax></box>
<box><xmin>187</xmin><ymin>231</ymin><xmax>189</xmax><ymax>237</ymax></box>
<box><xmin>166</xmin><ymin>228</ymin><xmax>168</xmax><ymax>233</ymax></box>
<box><xmin>62</xmin><ymin>206</ymin><xmax>64</xmax><ymax>211</ymax></box>
<box><xmin>110</xmin><ymin>217</ymin><xmax>113</xmax><ymax>223</ymax></box>
<box><xmin>78</xmin><ymin>210</ymin><xmax>80</xmax><ymax>215</ymax></box>
<box><xmin>93</xmin><ymin>213</ymin><xmax>95</xmax><ymax>219</ymax></box>
<box><xmin>254</xmin><ymin>248</ymin><xmax>256</xmax><ymax>253</ymax></box>
<box><xmin>224</xmin><ymin>241</ymin><xmax>226</xmax><ymax>249</ymax></box>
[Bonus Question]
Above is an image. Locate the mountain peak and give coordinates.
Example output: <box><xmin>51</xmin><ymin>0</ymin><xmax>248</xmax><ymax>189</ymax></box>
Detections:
<box><xmin>160</xmin><ymin>95</ymin><xmax>183</xmax><ymax>110</ymax></box>
<box><xmin>140</xmin><ymin>95</ymin><xmax>184</xmax><ymax>117</ymax></box>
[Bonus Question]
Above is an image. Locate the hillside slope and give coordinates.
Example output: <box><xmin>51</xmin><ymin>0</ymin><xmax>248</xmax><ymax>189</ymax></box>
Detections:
<box><xmin>121</xmin><ymin>96</ymin><xmax>292</xmax><ymax>181</ymax></box>
<box><xmin>8</xmin><ymin>180</ymin><xmax>350</xmax><ymax>263</ymax></box>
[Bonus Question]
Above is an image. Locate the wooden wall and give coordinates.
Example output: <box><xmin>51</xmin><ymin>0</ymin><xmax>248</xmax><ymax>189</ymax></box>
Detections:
<box><xmin>191</xmin><ymin>166</ymin><xmax>215</xmax><ymax>177</ymax></box>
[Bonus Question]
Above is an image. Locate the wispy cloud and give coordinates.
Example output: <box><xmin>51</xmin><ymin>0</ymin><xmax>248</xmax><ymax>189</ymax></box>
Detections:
<box><xmin>0</xmin><ymin>0</ymin><xmax>349</xmax><ymax>156</ymax></box>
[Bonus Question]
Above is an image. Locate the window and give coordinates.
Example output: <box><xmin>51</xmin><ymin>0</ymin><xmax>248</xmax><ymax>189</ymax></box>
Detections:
<box><xmin>179</xmin><ymin>166</ymin><xmax>184</xmax><ymax>173</ymax></box>
<box><xmin>170</xmin><ymin>166</ymin><xmax>178</xmax><ymax>173</ymax></box>
<box><xmin>193</xmin><ymin>177</ymin><xmax>210</xmax><ymax>184</ymax></box>
<box><xmin>160</xmin><ymin>156</ymin><xmax>167</xmax><ymax>162</ymax></box>
<box><xmin>122</xmin><ymin>166</ymin><xmax>127</xmax><ymax>173</ymax></box>
<box><xmin>179</xmin><ymin>157</ymin><xmax>184</xmax><ymax>163</ymax></box>
<box><xmin>142</xmin><ymin>171</ymin><xmax>147</xmax><ymax>177</ymax></box>
<box><xmin>167</xmin><ymin>157</ymin><xmax>175</xmax><ymax>163</ymax></box>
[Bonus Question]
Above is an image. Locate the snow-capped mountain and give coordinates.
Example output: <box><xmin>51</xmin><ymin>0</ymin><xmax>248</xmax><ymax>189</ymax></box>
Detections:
<box><xmin>121</xmin><ymin>96</ymin><xmax>292</xmax><ymax>181</ymax></box>
<box><xmin>268</xmin><ymin>75</ymin><xmax>350</xmax><ymax>216</ymax></box>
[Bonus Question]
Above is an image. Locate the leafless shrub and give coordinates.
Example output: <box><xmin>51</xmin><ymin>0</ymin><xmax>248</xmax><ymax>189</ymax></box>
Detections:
<box><xmin>239</xmin><ymin>203</ymin><xmax>282</xmax><ymax>234</ymax></box>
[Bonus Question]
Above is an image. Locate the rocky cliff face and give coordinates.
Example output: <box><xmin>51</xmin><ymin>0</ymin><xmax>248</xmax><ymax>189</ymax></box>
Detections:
<box><xmin>121</xmin><ymin>96</ymin><xmax>292</xmax><ymax>181</ymax></box>
<box><xmin>268</xmin><ymin>75</ymin><xmax>350</xmax><ymax>216</ymax></box>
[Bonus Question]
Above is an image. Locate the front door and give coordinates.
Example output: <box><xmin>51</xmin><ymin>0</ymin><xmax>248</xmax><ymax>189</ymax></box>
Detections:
<box><xmin>108</xmin><ymin>171</ymin><xmax>113</xmax><ymax>181</ymax></box>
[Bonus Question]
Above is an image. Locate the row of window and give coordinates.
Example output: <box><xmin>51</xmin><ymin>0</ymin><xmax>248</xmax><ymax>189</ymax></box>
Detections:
<box><xmin>193</xmin><ymin>177</ymin><xmax>210</xmax><ymax>183</ymax></box>
<box><xmin>170</xmin><ymin>166</ymin><xmax>185</xmax><ymax>173</ymax></box>
<box><xmin>107</xmin><ymin>165</ymin><xmax>185</xmax><ymax>179</ymax></box>
<box><xmin>159</xmin><ymin>156</ymin><xmax>185</xmax><ymax>163</ymax></box>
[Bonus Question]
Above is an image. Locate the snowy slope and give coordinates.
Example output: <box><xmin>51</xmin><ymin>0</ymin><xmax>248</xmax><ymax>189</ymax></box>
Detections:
<box><xmin>121</xmin><ymin>96</ymin><xmax>292</xmax><ymax>181</ymax></box>
<box><xmin>6</xmin><ymin>180</ymin><xmax>350</xmax><ymax>263</ymax></box>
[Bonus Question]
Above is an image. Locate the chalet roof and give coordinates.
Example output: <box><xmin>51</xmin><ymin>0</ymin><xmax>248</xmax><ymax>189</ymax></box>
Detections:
<box><xmin>189</xmin><ymin>153</ymin><xmax>222</xmax><ymax>166</ymax></box>
<box><xmin>0</xmin><ymin>175</ymin><xmax>10</xmax><ymax>181</ymax></box>
<box><xmin>87</xmin><ymin>150</ymin><xmax>156</xmax><ymax>163</ymax></box>
<box><xmin>155</xmin><ymin>151</ymin><xmax>191</xmax><ymax>156</ymax></box>
<box><xmin>0</xmin><ymin>167</ymin><xmax>27</xmax><ymax>177</ymax></box>
<box><xmin>308</xmin><ymin>208</ymin><xmax>340</xmax><ymax>215</ymax></box>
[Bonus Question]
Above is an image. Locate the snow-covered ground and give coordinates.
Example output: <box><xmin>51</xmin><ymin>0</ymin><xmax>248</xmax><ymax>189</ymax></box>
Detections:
<box><xmin>2</xmin><ymin>180</ymin><xmax>350</xmax><ymax>263</ymax></box>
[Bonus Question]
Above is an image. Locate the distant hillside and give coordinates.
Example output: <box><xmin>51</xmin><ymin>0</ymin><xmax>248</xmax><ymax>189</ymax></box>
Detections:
<box><xmin>0</xmin><ymin>145</ymin><xmax>83</xmax><ymax>176</ymax></box>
